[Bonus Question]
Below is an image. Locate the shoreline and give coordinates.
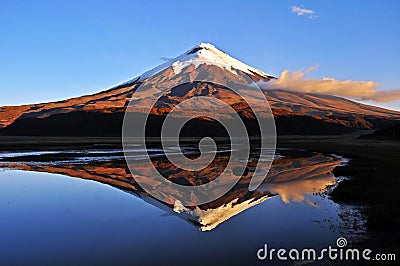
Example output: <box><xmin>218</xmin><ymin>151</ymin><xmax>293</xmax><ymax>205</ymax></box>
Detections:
<box><xmin>277</xmin><ymin>135</ymin><xmax>400</xmax><ymax>252</ymax></box>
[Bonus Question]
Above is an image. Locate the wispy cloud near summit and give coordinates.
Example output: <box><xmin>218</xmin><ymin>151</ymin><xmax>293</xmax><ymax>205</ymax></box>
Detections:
<box><xmin>292</xmin><ymin>5</ymin><xmax>317</xmax><ymax>19</ymax></box>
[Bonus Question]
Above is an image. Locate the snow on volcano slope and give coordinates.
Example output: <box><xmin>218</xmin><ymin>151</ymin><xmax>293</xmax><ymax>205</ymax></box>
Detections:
<box><xmin>123</xmin><ymin>43</ymin><xmax>275</xmax><ymax>84</ymax></box>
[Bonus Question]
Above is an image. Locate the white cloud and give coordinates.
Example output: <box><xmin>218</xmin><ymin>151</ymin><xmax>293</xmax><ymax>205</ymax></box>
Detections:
<box><xmin>265</xmin><ymin>65</ymin><xmax>400</xmax><ymax>102</ymax></box>
<box><xmin>292</xmin><ymin>5</ymin><xmax>317</xmax><ymax>19</ymax></box>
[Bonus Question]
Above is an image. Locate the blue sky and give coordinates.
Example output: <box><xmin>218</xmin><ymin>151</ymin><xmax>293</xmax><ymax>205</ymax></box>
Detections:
<box><xmin>1</xmin><ymin>0</ymin><xmax>399</xmax><ymax>110</ymax></box>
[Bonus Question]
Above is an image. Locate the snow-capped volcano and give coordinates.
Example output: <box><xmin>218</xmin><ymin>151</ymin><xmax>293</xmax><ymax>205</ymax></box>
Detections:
<box><xmin>131</xmin><ymin>43</ymin><xmax>275</xmax><ymax>82</ymax></box>
<box><xmin>0</xmin><ymin>42</ymin><xmax>399</xmax><ymax>136</ymax></box>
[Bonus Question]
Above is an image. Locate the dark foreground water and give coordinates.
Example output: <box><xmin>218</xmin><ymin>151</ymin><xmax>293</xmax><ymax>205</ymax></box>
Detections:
<box><xmin>0</xmin><ymin>148</ymin><xmax>365</xmax><ymax>265</ymax></box>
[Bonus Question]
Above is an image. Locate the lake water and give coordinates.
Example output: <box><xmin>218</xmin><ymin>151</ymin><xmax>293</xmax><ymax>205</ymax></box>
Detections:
<box><xmin>0</xmin><ymin>147</ymin><xmax>365</xmax><ymax>265</ymax></box>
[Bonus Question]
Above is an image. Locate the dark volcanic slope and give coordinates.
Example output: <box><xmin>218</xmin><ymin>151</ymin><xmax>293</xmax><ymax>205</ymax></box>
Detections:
<box><xmin>1</xmin><ymin>87</ymin><xmax>399</xmax><ymax>136</ymax></box>
<box><xmin>360</xmin><ymin>124</ymin><xmax>400</xmax><ymax>140</ymax></box>
<box><xmin>1</xmin><ymin>77</ymin><xmax>400</xmax><ymax>136</ymax></box>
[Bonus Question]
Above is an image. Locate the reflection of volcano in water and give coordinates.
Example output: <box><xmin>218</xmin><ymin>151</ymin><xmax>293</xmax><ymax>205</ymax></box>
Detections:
<box><xmin>0</xmin><ymin>149</ymin><xmax>343</xmax><ymax>231</ymax></box>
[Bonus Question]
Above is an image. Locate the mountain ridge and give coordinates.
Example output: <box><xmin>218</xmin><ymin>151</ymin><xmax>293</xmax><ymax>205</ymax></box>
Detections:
<box><xmin>1</xmin><ymin>43</ymin><xmax>399</xmax><ymax>135</ymax></box>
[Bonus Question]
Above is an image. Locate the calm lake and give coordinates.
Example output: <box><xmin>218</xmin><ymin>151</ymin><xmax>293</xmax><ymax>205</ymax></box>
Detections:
<box><xmin>0</xmin><ymin>146</ymin><xmax>365</xmax><ymax>265</ymax></box>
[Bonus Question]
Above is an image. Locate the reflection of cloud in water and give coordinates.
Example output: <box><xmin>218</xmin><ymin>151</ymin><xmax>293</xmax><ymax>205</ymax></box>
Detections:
<box><xmin>260</xmin><ymin>154</ymin><xmax>340</xmax><ymax>204</ymax></box>
<box><xmin>0</xmin><ymin>149</ymin><xmax>343</xmax><ymax>231</ymax></box>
